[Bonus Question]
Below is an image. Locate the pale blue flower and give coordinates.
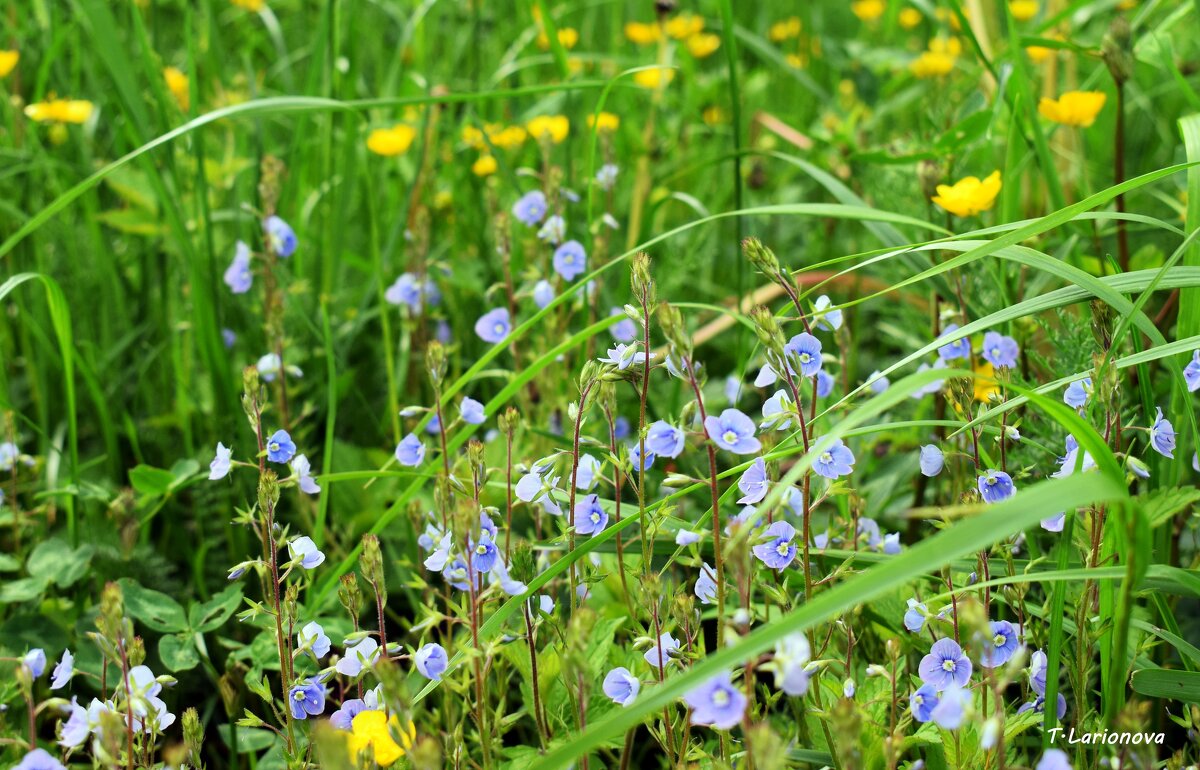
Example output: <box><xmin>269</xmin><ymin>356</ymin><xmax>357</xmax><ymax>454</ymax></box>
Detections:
<box><xmin>291</xmin><ymin>454</ymin><xmax>320</xmax><ymax>495</ymax></box>
<box><xmin>50</xmin><ymin>649</ymin><xmax>74</xmax><ymax>690</ymax></box>
<box><xmin>937</xmin><ymin>324</ymin><xmax>971</xmax><ymax>361</ymax></box>
<box><xmin>538</xmin><ymin>214</ymin><xmax>566</xmax><ymax>244</ymax></box>
<box><xmin>23</xmin><ymin>648</ymin><xmax>46</xmax><ymax>678</ymax></box>
<box><xmin>288</xmin><ymin>536</ymin><xmax>325</xmax><ymax>570</ymax></box>
<box><xmin>336</xmin><ymin>637</ymin><xmax>380</xmax><ymax>677</ymax></box>
<box><xmin>265</xmin><ymin>216</ymin><xmax>297</xmax><ymax>257</ymax></box>
<box><xmin>553</xmin><ymin>240</ymin><xmax>587</xmax><ymax>280</ymax></box>
<box><xmin>209</xmin><ymin>442</ymin><xmax>232</xmax><ymax>480</ymax></box>
<box><xmin>15</xmin><ymin>748</ymin><xmax>66</xmax><ymax>770</ymax></box>
<box><xmin>288</xmin><ymin>678</ymin><xmax>325</xmax><ymax>720</ymax></box>
<box><xmin>1185</xmin><ymin>350</ymin><xmax>1200</xmax><ymax>392</ymax></box>
<box><xmin>910</xmin><ymin>683</ymin><xmax>939</xmax><ymax>722</ymax></box>
<box><xmin>395</xmin><ymin>433</ymin><xmax>426</xmax><ymax>466</ymax></box>
<box><xmin>574</xmin><ymin>454</ymin><xmax>602</xmax><ymax>490</ymax></box>
<box><xmin>867</xmin><ymin>371</ymin><xmax>889</xmax><ymax>394</ymax></box>
<box><xmin>629</xmin><ymin>441</ymin><xmax>655</xmax><ymax>473</ymax></box>
<box><xmin>761</xmin><ymin>389</ymin><xmax>793</xmax><ymax>430</ymax></box>
<box><xmin>603</xmin><ymin>667</ymin><xmax>640</xmax><ymax>706</ymax></box>
<box><xmin>786</xmin><ymin>332</ymin><xmax>823</xmax><ymax>376</ymax></box>
<box><xmin>1037</xmin><ymin>750</ymin><xmax>1072</xmax><ymax>770</ymax></box>
<box><xmin>330</xmin><ymin>698</ymin><xmax>370</xmax><ymax>730</ymax></box>
<box><xmin>813</xmin><ymin>439</ymin><xmax>855</xmax><ymax>479</ymax></box>
<box><xmin>981</xmin><ymin>331</ymin><xmax>1018</xmax><ymax>369</ymax></box>
<box><xmin>771</xmin><ymin>633</ymin><xmax>812</xmax><ymax>696</ymax></box>
<box><xmin>414</xmin><ymin>642</ymin><xmax>448</xmax><ymax>681</ymax></box>
<box><xmin>695</xmin><ymin>563</ymin><xmax>717</xmax><ymax>604</ymax></box>
<box><xmin>918</xmin><ymin>638</ymin><xmax>971</xmax><ymax>689</ymax></box>
<box><xmin>643</xmin><ymin>632</ymin><xmax>680</xmax><ymax>669</ymax></box>
<box><xmin>676</xmin><ymin>529</ymin><xmax>701</xmax><ymax>546</ymax></box>
<box><xmin>610</xmin><ymin>308</ymin><xmax>637</xmax><ymax>342</ymax></box>
<box><xmin>919</xmin><ymin>445</ymin><xmax>944</xmax><ymax>477</ymax></box>
<box><xmin>596</xmin><ymin>163</ymin><xmax>619</xmax><ymax>191</ymax></box>
<box><xmin>1063</xmin><ymin>377</ymin><xmax>1092</xmax><ymax>409</ymax></box>
<box><xmin>813</xmin><ymin>295</ymin><xmax>842</xmax><ymax>331</ymax></box>
<box><xmin>460</xmin><ymin>397</ymin><xmax>486</xmax><ymax>425</ymax></box>
<box><xmin>266</xmin><ymin>429</ymin><xmax>296</xmax><ymax>464</ymax></box>
<box><xmin>684</xmin><ymin>672</ymin><xmax>747</xmax><ymax>729</ymax></box>
<box><xmin>599</xmin><ymin>343</ymin><xmax>652</xmax><ymax>370</ymax></box>
<box><xmin>572</xmin><ymin>493</ymin><xmax>608</xmax><ymax>536</ymax></box>
<box><xmin>475</xmin><ymin>308</ymin><xmax>511</xmax><ymax>344</ymax></box>
<box><xmin>978</xmin><ymin>620</ymin><xmax>1021</xmax><ymax>668</ymax></box>
<box><xmin>904</xmin><ymin>599</ymin><xmax>928</xmax><ymax>632</ymax></box>
<box><xmin>470</xmin><ymin>531</ymin><xmax>499</xmax><ymax>573</ymax></box>
<box><xmin>977</xmin><ymin>469</ymin><xmax>1015</xmax><ymax>503</ymax></box>
<box><xmin>930</xmin><ymin>684</ymin><xmax>970</xmax><ymax>729</ymax></box>
<box><xmin>646</xmin><ymin>420</ymin><xmax>685</xmax><ymax>458</ymax></box>
<box><xmin>816</xmin><ymin>369</ymin><xmax>834</xmax><ymax>398</ymax></box>
<box><xmin>299</xmin><ymin>622</ymin><xmax>331</xmax><ymax>660</ymax></box>
<box><xmin>533</xmin><ymin>279</ymin><xmax>555</xmax><ymax>309</ymax></box>
<box><xmin>737</xmin><ymin>458</ymin><xmax>769</xmax><ymax>504</ymax></box>
<box><xmin>704</xmin><ymin>409</ymin><xmax>761</xmax><ymax>454</ymax></box>
<box><xmin>512</xmin><ymin>190</ymin><xmax>548</xmax><ymax>226</ymax></box>
<box><xmin>752</xmin><ymin>521</ymin><xmax>797</xmax><ymax>571</ymax></box>
<box><xmin>1041</xmin><ymin>511</ymin><xmax>1066</xmax><ymax>532</ymax></box>
<box><xmin>224</xmin><ymin>241</ymin><xmax>253</xmax><ymax>294</ymax></box>
<box><xmin>1150</xmin><ymin>407</ymin><xmax>1176</xmax><ymax>458</ymax></box>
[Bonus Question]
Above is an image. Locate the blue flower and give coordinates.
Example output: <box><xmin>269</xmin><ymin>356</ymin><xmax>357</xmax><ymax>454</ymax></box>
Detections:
<box><xmin>395</xmin><ymin>433</ymin><xmax>426</xmax><ymax>466</ymax></box>
<box><xmin>643</xmin><ymin>632</ymin><xmax>680</xmax><ymax>670</ymax></box>
<box><xmin>288</xmin><ymin>677</ymin><xmax>325</xmax><ymax>720</ymax></box>
<box><xmin>937</xmin><ymin>324</ymin><xmax>971</xmax><ymax>361</ymax></box>
<box><xmin>50</xmin><ymin>649</ymin><xmax>74</xmax><ymax>690</ymax></box>
<box><xmin>981</xmin><ymin>331</ymin><xmax>1019</xmax><ymax>369</ymax></box>
<box><xmin>1127</xmin><ymin>455</ymin><xmax>1151</xmax><ymax>479</ymax></box>
<box><xmin>904</xmin><ymin>599</ymin><xmax>928</xmax><ymax>632</ymax></box>
<box><xmin>978</xmin><ymin>620</ymin><xmax>1021</xmax><ymax>668</ymax></box>
<box><xmin>515</xmin><ymin>464</ymin><xmax>558</xmax><ymax>503</ymax></box>
<box><xmin>575</xmin><ymin>454</ymin><xmax>602</xmax><ymax>490</ymax></box>
<box><xmin>785</xmin><ymin>332</ymin><xmax>823</xmax><ymax>376</ymax></box>
<box><xmin>918</xmin><ymin>638</ymin><xmax>972</xmax><ymax>689</ymax></box>
<box><xmin>512</xmin><ymin>190</ymin><xmax>548</xmax><ymax>226</ymax></box>
<box><xmin>475</xmin><ymin>307</ymin><xmax>511</xmax><ymax>344</ymax></box>
<box><xmin>1150</xmin><ymin>407</ymin><xmax>1176</xmax><ymax>458</ymax></box>
<box><xmin>771</xmin><ymin>633</ymin><xmax>812</xmax><ymax>696</ymax></box>
<box><xmin>337</xmin><ymin>637</ymin><xmax>380</xmax><ymax>677</ymax></box>
<box><xmin>930</xmin><ymin>684</ymin><xmax>970</xmax><ymax>729</ymax></box>
<box><xmin>533</xmin><ymin>279</ymin><xmax>555</xmax><ymax>309</ymax></box>
<box><xmin>209</xmin><ymin>442</ymin><xmax>233</xmax><ymax>480</ymax></box>
<box><xmin>977</xmin><ymin>469</ymin><xmax>1015</xmax><ymax>503</ymax></box>
<box><xmin>1041</xmin><ymin>511</ymin><xmax>1066</xmax><ymax>532</ymax></box>
<box><xmin>1063</xmin><ymin>377</ymin><xmax>1092</xmax><ymax>409</ymax></box>
<box><xmin>761</xmin><ymin>389</ymin><xmax>793</xmax><ymax>430</ymax></box>
<box><xmin>384</xmin><ymin>273</ymin><xmax>439</xmax><ymax>313</ymax></box>
<box><xmin>646</xmin><ymin>420</ymin><xmax>685</xmax><ymax>458</ymax></box>
<box><xmin>737</xmin><ymin>458</ymin><xmax>769</xmax><ymax>504</ymax></box>
<box><xmin>288</xmin><ymin>536</ymin><xmax>326</xmax><ymax>569</ymax></box>
<box><xmin>603</xmin><ymin>667</ymin><xmax>641</xmax><ymax>706</ymax></box>
<box><xmin>629</xmin><ymin>441</ymin><xmax>656</xmax><ymax>473</ymax></box>
<box><xmin>919</xmin><ymin>445</ymin><xmax>944</xmax><ymax>477</ymax></box>
<box><xmin>222</xmin><ymin>328</ymin><xmax>236</xmax><ymax>348</ymax></box>
<box><xmin>573</xmin><ymin>493</ymin><xmax>608</xmax><ymax>536</ymax></box>
<box><xmin>291</xmin><ymin>454</ymin><xmax>321</xmax><ymax>494</ymax></box>
<box><xmin>724</xmin><ymin>375</ymin><xmax>742</xmax><ymax>405</ymax></box>
<box><xmin>460</xmin><ymin>397</ymin><xmax>486</xmax><ymax>425</ymax></box>
<box><xmin>867</xmin><ymin>371</ymin><xmax>890</xmax><ymax>394</ymax></box>
<box><xmin>1037</xmin><ymin>750</ymin><xmax>1072</xmax><ymax>770</ymax></box>
<box><xmin>537</xmin><ymin>214</ymin><xmax>566</xmax><ymax>244</ymax></box>
<box><xmin>266</xmin><ymin>429</ymin><xmax>296</xmax><ymax>464</ymax></box>
<box><xmin>470</xmin><ymin>531</ymin><xmax>499</xmax><ymax>573</ymax></box>
<box><xmin>15</xmin><ymin>749</ymin><xmax>66</xmax><ymax>770</ymax></box>
<box><xmin>813</xmin><ymin>438</ymin><xmax>855</xmax><ymax>479</ymax></box>
<box><xmin>265</xmin><ymin>215</ymin><xmax>297</xmax><ymax>257</ymax></box>
<box><xmin>23</xmin><ymin>648</ymin><xmax>46</xmax><ymax>678</ymax></box>
<box><xmin>224</xmin><ymin>241</ymin><xmax>253</xmax><ymax>293</ymax></box>
<box><xmin>299</xmin><ymin>621</ymin><xmax>331</xmax><ymax>660</ymax></box>
<box><xmin>813</xmin><ymin>295</ymin><xmax>842</xmax><ymax>331</ymax></box>
<box><xmin>1185</xmin><ymin>350</ymin><xmax>1200</xmax><ymax>392</ymax></box>
<box><xmin>883</xmin><ymin>532</ymin><xmax>901</xmax><ymax>554</ymax></box>
<box><xmin>614</xmin><ymin>416</ymin><xmax>631</xmax><ymax>440</ymax></box>
<box><xmin>1053</xmin><ymin>435</ymin><xmax>1095</xmax><ymax>477</ymax></box>
<box><xmin>610</xmin><ymin>308</ymin><xmax>637</xmax><ymax>342</ymax></box>
<box><xmin>1020</xmin><ymin>650</ymin><xmax>1067</xmax><ymax>719</ymax></box>
<box><xmin>695</xmin><ymin>563</ymin><xmax>717</xmax><ymax>604</ymax></box>
<box><xmin>599</xmin><ymin>343</ymin><xmax>652</xmax><ymax>370</ymax></box>
<box><xmin>596</xmin><ymin>163</ymin><xmax>619</xmax><ymax>191</ymax></box>
<box><xmin>752</xmin><ymin>521</ymin><xmax>797</xmax><ymax>571</ymax></box>
<box><xmin>424</xmin><ymin>413</ymin><xmax>441</xmax><ymax>435</ymax></box>
<box><xmin>816</xmin><ymin>370</ymin><xmax>834</xmax><ymax>398</ymax></box>
<box><xmin>909</xmin><ymin>683</ymin><xmax>940</xmax><ymax>722</ymax></box>
<box><xmin>676</xmin><ymin>529</ymin><xmax>701</xmax><ymax>546</ymax></box>
<box><xmin>414</xmin><ymin>642</ymin><xmax>448</xmax><ymax>681</ymax></box>
<box><xmin>684</xmin><ymin>672</ymin><xmax>748</xmax><ymax>730</ymax></box>
<box><xmin>704</xmin><ymin>409</ymin><xmax>761</xmax><ymax>454</ymax></box>
<box><xmin>553</xmin><ymin>240</ymin><xmax>587</xmax><ymax>281</ymax></box>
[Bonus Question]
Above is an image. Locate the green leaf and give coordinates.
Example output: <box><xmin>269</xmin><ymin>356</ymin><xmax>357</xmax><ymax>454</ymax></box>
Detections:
<box><xmin>189</xmin><ymin>584</ymin><xmax>243</xmax><ymax>633</ymax></box>
<box><xmin>129</xmin><ymin>464</ymin><xmax>177</xmax><ymax>497</ymax></box>
<box><xmin>26</xmin><ymin>538</ymin><xmax>94</xmax><ymax>588</ymax></box>
<box><xmin>0</xmin><ymin>577</ymin><xmax>50</xmax><ymax>604</ymax></box>
<box><xmin>1130</xmin><ymin>668</ymin><xmax>1200</xmax><ymax>703</ymax></box>
<box><xmin>217</xmin><ymin>723</ymin><xmax>278</xmax><ymax>753</ymax></box>
<box><xmin>1141</xmin><ymin>486</ymin><xmax>1200</xmax><ymax>529</ymax></box>
<box><xmin>0</xmin><ymin>554</ymin><xmax>19</xmax><ymax>571</ymax></box>
<box><xmin>118</xmin><ymin>578</ymin><xmax>189</xmax><ymax>633</ymax></box>
<box><xmin>159</xmin><ymin>634</ymin><xmax>200</xmax><ymax>672</ymax></box>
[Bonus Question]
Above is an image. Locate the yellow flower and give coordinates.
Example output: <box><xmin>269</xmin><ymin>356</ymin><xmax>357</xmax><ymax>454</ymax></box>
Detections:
<box><xmin>492</xmin><ymin>124</ymin><xmax>527</xmax><ymax>150</ymax></box>
<box><xmin>0</xmin><ymin>50</ymin><xmax>19</xmax><ymax>78</ymax></box>
<box><xmin>163</xmin><ymin>67</ymin><xmax>189</xmax><ymax>110</ymax></box>
<box><xmin>899</xmin><ymin>8</ymin><xmax>923</xmax><ymax>29</ymax></box>
<box><xmin>634</xmin><ymin>67</ymin><xmax>674</xmax><ymax>89</ymax></box>
<box><xmin>769</xmin><ymin>17</ymin><xmax>801</xmax><ymax>42</ymax></box>
<box><xmin>973</xmin><ymin>361</ymin><xmax>1000</xmax><ymax>402</ymax></box>
<box><xmin>25</xmin><ymin>98</ymin><xmax>94</xmax><ymax>124</ymax></box>
<box><xmin>347</xmin><ymin>711</ymin><xmax>415</xmax><ymax>768</ymax></box>
<box><xmin>367</xmin><ymin>124</ymin><xmax>417</xmax><ymax>156</ymax></box>
<box><xmin>665</xmin><ymin>14</ymin><xmax>704</xmax><ymax>40</ymax></box>
<box><xmin>1038</xmin><ymin>91</ymin><xmax>1106</xmax><ymax>127</ymax></box>
<box><xmin>537</xmin><ymin>27</ymin><xmax>579</xmax><ymax>50</ymax></box>
<box><xmin>1009</xmin><ymin>0</ymin><xmax>1038</xmax><ymax>20</ymax></box>
<box><xmin>1026</xmin><ymin>44</ymin><xmax>1053</xmax><ymax>62</ymax></box>
<box><xmin>786</xmin><ymin>53</ymin><xmax>805</xmax><ymax>69</ymax></box>
<box><xmin>587</xmin><ymin>112</ymin><xmax>620</xmax><ymax>133</ymax></box>
<box><xmin>910</xmin><ymin>37</ymin><xmax>961</xmax><ymax>78</ymax></box>
<box><xmin>624</xmin><ymin>21</ymin><xmax>660</xmax><ymax>45</ymax></box>
<box><xmin>230</xmin><ymin>0</ymin><xmax>264</xmax><ymax>10</ymax></box>
<box><xmin>526</xmin><ymin>115</ymin><xmax>569</xmax><ymax>144</ymax></box>
<box><xmin>702</xmin><ymin>105</ymin><xmax>726</xmax><ymax>125</ymax></box>
<box><xmin>686</xmin><ymin>33</ymin><xmax>720</xmax><ymax>59</ymax></box>
<box><xmin>932</xmin><ymin>170</ymin><xmax>1002</xmax><ymax>217</ymax></box>
<box><xmin>851</xmin><ymin>0</ymin><xmax>885</xmax><ymax>22</ymax></box>
<box><xmin>935</xmin><ymin>7</ymin><xmax>965</xmax><ymax>31</ymax></box>
<box><xmin>472</xmin><ymin>154</ymin><xmax>497</xmax><ymax>177</ymax></box>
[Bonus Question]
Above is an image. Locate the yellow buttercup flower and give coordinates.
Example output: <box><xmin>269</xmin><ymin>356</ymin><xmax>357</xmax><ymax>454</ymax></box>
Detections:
<box><xmin>587</xmin><ymin>112</ymin><xmax>620</xmax><ymax>133</ymax></box>
<box><xmin>899</xmin><ymin>8</ymin><xmax>923</xmax><ymax>29</ymax></box>
<box><xmin>1038</xmin><ymin>91</ymin><xmax>1106</xmax><ymax>127</ymax></box>
<box><xmin>537</xmin><ymin>27</ymin><xmax>579</xmax><ymax>50</ymax></box>
<box><xmin>686</xmin><ymin>33</ymin><xmax>720</xmax><ymax>59</ymax></box>
<box><xmin>230</xmin><ymin>0</ymin><xmax>264</xmax><ymax>10</ymax></box>
<box><xmin>624</xmin><ymin>21</ymin><xmax>660</xmax><ymax>45</ymax></box>
<box><xmin>1026</xmin><ymin>44</ymin><xmax>1054</xmax><ymax>63</ymax></box>
<box><xmin>665</xmin><ymin>14</ymin><xmax>704</xmax><ymax>40</ymax></box>
<box><xmin>786</xmin><ymin>53</ymin><xmax>805</xmax><ymax>69</ymax></box>
<box><xmin>25</xmin><ymin>98</ymin><xmax>94</xmax><ymax>124</ymax></box>
<box><xmin>973</xmin><ymin>361</ymin><xmax>1000</xmax><ymax>402</ymax></box>
<box><xmin>702</xmin><ymin>105</ymin><xmax>726</xmax><ymax>125</ymax></box>
<box><xmin>1009</xmin><ymin>0</ymin><xmax>1038</xmax><ymax>20</ymax></box>
<box><xmin>347</xmin><ymin>711</ymin><xmax>415</xmax><ymax>768</ymax></box>
<box><xmin>472</xmin><ymin>154</ymin><xmax>497</xmax><ymax>177</ymax></box>
<box><xmin>935</xmin><ymin>7</ymin><xmax>965</xmax><ymax>31</ymax></box>
<box><xmin>769</xmin><ymin>17</ymin><xmax>801</xmax><ymax>42</ymax></box>
<box><xmin>932</xmin><ymin>170</ymin><xmax>1002</xmax><ymax>217</ymax></box>
<box><xmin>851</xmin><ymin>0</ymin><xmax>885</xmax><ymax>22</ymax></box>
<box><xmin>526</xmin><ymin>115</ymin><xmax>569</xmax><ymax>144</ymax></box>
<box><xmin>634</xmin><ymin>67</ymin><xmax>674</xmax><ymax>89</ymax></box>
<box><xmin>0</xmin><ymin>50</ymin><xmax>18</xmax><ymax>78</ymax></box>
<box><xmin>910</xmin><ymin>37</ymin><xmax>961</xmax><ymax>78</ymax></box>
<box><xmin>367</xmin><ymin>124</ymin><xmax>417</xmax><ymax>156</ymax></box>
<box><xmin>163</xmin><ymin>67</ymin><xmax>189</xmax><ymax>110</ymax></box>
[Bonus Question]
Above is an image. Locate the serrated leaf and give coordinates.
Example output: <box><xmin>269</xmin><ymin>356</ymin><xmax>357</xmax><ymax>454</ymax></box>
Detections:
<box><xmin>118</xmin><ymin>578</ymin><xmax>188</xmax><ymax>632</ymax></box>
<box><xmin>1141</xmin><ymin>486</ymin><xmax>1200</xmax><ymax>529</ymax></box>
<box><xmin>159</xmin><ymin>634</ymin><xmax>200</xmax><ymax>672</ymax></box>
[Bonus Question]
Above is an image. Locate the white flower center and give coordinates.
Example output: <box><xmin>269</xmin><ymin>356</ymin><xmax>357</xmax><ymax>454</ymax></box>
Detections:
<box><xmin>798</xmin><ymin>353</ymin><xmax>811</xmax><ymax>363</ymax></box>
<box><xmin>722</xmin><ymin>430</ymin><xmax>738</xmax><ymax>445</ymax></box>
<box><xmin>942</xmin><ymin>659</ymin><xmax>956</xmax><ymax>672</ymax></box>
<box><xmin>820</xmin><ymin>451</ymin><xmax>832</xmax><ymax>463</ymax></box>
<box><xmin>993</xmin><ymin>633</ymin><xmax>1007</xmax><ymax>647</ymax></box>
<box><xmin>494</xmin><ymin>323</ymin><xmax>506</xmax><ymax>336</ymax></box>
<box><xmin>775</xmin><ymin>541</ymin><xmax>790</xmax><ymax>557</ymax></box>
<box><xmin>712</xmin><ymin>689</ymin><xmax>730</xmax><ymax>707</ymax></box>
<box><xmin>590</xmin><ymin>512</ymin><xmax>601</xmax><ymax>524</ymax></box>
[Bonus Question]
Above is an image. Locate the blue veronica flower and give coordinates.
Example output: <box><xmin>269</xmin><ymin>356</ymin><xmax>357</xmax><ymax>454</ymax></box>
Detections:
<box><xmin>256</xmin><ymin>352</ymin><xmax>303</xmax><ymax>382</ymax></box>
<box><xmin>737</xmin><ymin>458</ymin><xmax>769</xmax><ymax>504</ymax></box>
<box><xmin>58</xmin><ymin>697</ymin><xmax>95</xmax><ymax>748</ymax></box>
<box><xmin>599</xmin><ymin>343</ymin><xmax>652</xmax><ymax>370</ymax></box>
<box><xmin>813</xmin><ymin>438</ymin><xmax>855</xmax><ymax>479</ymax></box>
<box><xmin>904</xmin><ymin>598</ymin><xmax>928</xmax><ymax>632</ymax></box>
<box><xmin>867</xmin><ymin>371</ymin><xmax>890</xmax><ymax>394</ymax></box>
<box><xmin>414</xmin><ymin>642</ymin><xmax>448</xmax><ymax>681</ymax></box>
<box><xmin>384</xmin><ymin>272</ymin><xmax>440</xmax><ymax>313</ymax></box>
<box><xmin>785</xmin><ymin>332</ymin><xmax>823</xmax><ymax>376</ymax></box>
<box><xmin>209</xmin><ymin>442</ymin><xmax>233</xmax><ymax>480</ymax></box>
<box><xmin>1127</xmin><ymin>455</ymin><xmax>1151</xmax><ymax>479</ymax></box>
<box><xmin>574</xmin><ymin>454</ymin><xmax>602</xmax><ymax>490</ymax></box>
<box><xmin>1053</xmin><ymin>435</ymin><xmax>1095</xmax><ymax>478</ymax></box>
<box><xmin>1018</xmin><ymin>650</ymin><xmax>1067</xmax><ymax>719</ymax></box>
<box><xmin>816</xmin><ymin>369</ymin><xmax>835</xmax><ymax>398</ymax></box>
<box><xmin>752</xmin><ymin>520</ymin><xmax>797</xmax><ymax>571</ymax></box>
<box><xmin>883</xmin><ymin>532</ymin><xmax>901</xmax><ymax>554</ymax></box>
<box><xmin>470</xmin><ymin>531</ymin><xmax>499</xmax><ymax>573</ymax></box>
<box><xmin>676</xmin><ymin>529</ymin><xmax>701</xmax><ymax>546</ymax></box>
<box><xmin>222</xmin><ymin>328</ymin><xmax>236</xmax><ymax>348</ymax></box>
<box><xmin>572</xmin><ymin>493</ymin><xmax>608</xmax><ymax>536</ymax></box>
<box><xmin>224</xmin><ymin>241</ymin><xmax>253</xmax><ymax>294</ymax></box>
<box><xmin>474</xmin><ymin>307</ymin><xmax>511</xmax><ymax>343</ymax></box>
<box><xmin>909</xmin><ymin>683</ymin><xmax>940</xmax><ymax>722</ymax></box>
<box><xmin>480</xmin><ymin>511</ymin><xmax>498</xmax><ymax>540</ymax></box>
<box><xmin>603</xmin><ymin>667</ymin><xmax>641</xmax><ymax>706</ymax></box>
<box><xmin>1040</xmin><ymin>511</ymin><xmax>1066</xmax><ymax>532</ymax></box>
<box><xmin>23</xmin><ymin>648</ymin><xmax>46</xmax><ymax>678</ymax></box>
<box><xmin>912</xmin><ymin>360</ymin><xmax>948</xmax><ymax>398</ymax></box>
<box><xmin>512</xmin><ymin>190</ymin><xmax>548</xmax><ymax>226</ymax></box>
<box><xmin>532</xmin><ymin>279</ymin><xmax>555</xmax><ymax>309</ymax></box>
<box><xmin>684</xmin><ymin>671</ymin><xmax>748</xmax><ymax>730</ymax></box>
<box><xmin>460</xmin><ymin>397</ymin><xmax>486</xmax><ymax>425</ymax></box>
<box><xmin>695</xmin><ymin>563</ymin><xmax>717</xmax><ymax>604</ymax></box>
<box><xmin>981</xmin><ymin>331</ymin><xmax>1019</xmax><ymax>369</ymax></box>
<box><xmin>704</xmin><ymin>408</ymin><xmax>762</xmax><ymax>454</ymax></box>
<box><xmin>978</xmin><ymin>620</ymin><xmax>1021</xmax><ymax>668</ymax></box>
<box><xmin>937</xmin><ymin>324</ymin><xmax>971</xmax><ymax>361</ymax></box>
<box><xmin>771</xmin><ymin>633</ymin><xmax>812</xmax><ymax>696</ymax></box>
<box><xmin>1150</xmin><ymin>406</ymin><xmax>1176</xmax><ymax>458</ymax></box>
<box><xmin>919</xmin><ymin>444</ymin><xmax>944</xmax><ymax>476</ymax></box>
<box><xmin>265</xmin><ymin>216</ymin><xmax>297</xmax><ymax>257</ymax></box>
<box><xmin>488</xmin><ymin>558</ymin><xmax>526</xmax><ymax>595</ymax></box>
<box><xmin>425</xmin><ymin>413</ymin><xmax>441</xmax><ymax>435</ymax></box>
<box><xmin>537</xmin><ymin>214</ymin><xmax>566</xmax><ymax>244</ymax></box>
<box><xmin>596</xmin><ymin>163</ymin><xmax>619</xmax><ymax>191</ymax></box>
<box><xmin>552</xmin><ymin>240</ymin><xmax>587</xmax><ymax>281</ymax></box>
<box><xmin>761</xmin><ymin>389</ymin><xmax>793</xmax><ymax>430</ymax></box>
<box><xmin>610</xmin><ymin>308</ymin><xmax>637</xmax><ymax>342</ymax></box>
<box><xmin>50</xmin><ymin>649</ymin><xmax>74</xmax><ymax>690</ymax></box>
<box><xmin>857</xmin><ymin>518</ymin><xmax>883</xmax><ymax>549</ymax></box>
<box><xmin>298</xmin><ymin>621</ymin><xmax>331</xmax><ymax>660</ymax></box>
<box><xmin>441</xmin><ymin>556</ymin><xmax>472</xmax><ymax>591</ymax></box>
<box><xmin>336</xmin><ymin>637</ymin><xmax>380</xmax><ymax>677</ymax></box>
<box><xmin>288</xmin><ymin>677</ymin><xmax>325</xmax><ymax>720</ymax></box>
<box><xmin>813</xmin><ymin>295</ymin><xmax>842</xmax><ymax>331</ymax></box>
<box><xmin>15</xmin><ymin>749</ymin><xmax>66</xmax><ymax>770</ymax></box>
<box><xmin>330</xmin><ymin>697</ymin><xmax>370</xmax><ymax>730</ymax></box>
<box><xmin>725</xmin><ymin>505</ymin><xmax>756</xmax><ymax>536</ymax></box>
<box><xmin>395</xmin><ymin>433</ymin><xmax>426</xmax><ymax>466</ymax></box>
<box><xmin>288</xmin><ymin>536</ymin><xmax>325</xmax><ymax>570</ymax></box>
<box><xmin>614</xmin><ymin>416</ymin><xmax>631</xmax><ymax>440</ymax></box>
<box><xmin>930</xmin><ymin>684</ymin><xmax>970</xmax><ymax>729</ymax></box>
<box><xmin>643</xmin><ymin>632</ymin><xmax>680</xmax><ymax>670</ymax></box>
<box><xmin>515</xmin><ymin>464</ymin><xmax>559</xmax><ymax>503</ymax></box>
<box><xmin>629</xmin><ymin>441</ymin><xmax>655</xmax><ymax>473</ymax></box>
<box><xmin>977</xmin><ymin>469</ymin><xmax>1015</xmax><ymax>503</ymax></box>
<box><xmin>754</xmin><ymin>363</ymin><xmax>778</xmax><ymax>387</ymax></box>
<box><xmin>1063</xmin><ymin>377</ymin><xmax>1092</xmax><ymax>408</ymax></box>
<box><xmin>918</xmin><ymin>637</ymin><xmax>972</xmax><ymax>689</ymax></box>
<box><xmin>291</xmin><ymin>454</ymin><xmax>321</xmax><ymax>495</ymax></box>
<box><xmin>646</xmin><ymin>420</ymin><xmax>685</xmax><ymax>458</ymax></box>
<box><xmin>843</xmin><ymin>678</ymin><xmax>856</xmax><ymax>698</ymax></box>
<box><xmin>1037</xmin><ymin>750</ymin><xmax>1072</xmax><ymax>770</ymax></box>
<box><xmin>266</xmin><ymin>429</ymin><xmax>296</xmax><ymax>464</ymax></box>
<box><xmin>724</xmin><ymin>375</ymin><xmax>742</xmax><ymax>405</ymax></box>
<box><xmin>1185</xmin><ymin>350</ymin><xmax>1200</xmax><ymax>392</ymax></box>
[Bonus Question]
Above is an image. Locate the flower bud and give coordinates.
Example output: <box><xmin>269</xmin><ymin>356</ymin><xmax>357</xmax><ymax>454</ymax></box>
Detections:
<box><xmin>742</xmin><ymin>237</ymin><xmax>781</xmax><ymax>278</ymax></box>
<box><xmin>257</xmin><ymin>470</ymin><xmax>280</xmax><ymax>517</ymax></box>
<box><xmin>426</xmin><ymin>340</ymin><xmax>448</xmax><ymax>386</ymax></box>
<box><xmin>1101</xmin><ymin>17</ymin><xmax>1133</xmax><ymax>85</ymax></box>
<box><xmin>338</xmin><ymin>573</ymin><xmax>362</xmax><ymax>620</ymax></box>
<box><xmin>360</xmin><ymin>534</ymin><xmax>386</xmax><ymax>600</ymax></box>
<box><xmin>182</xmin><ymin>707</ymin><xmax>204</xmax><ymax>762</ymax></box>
